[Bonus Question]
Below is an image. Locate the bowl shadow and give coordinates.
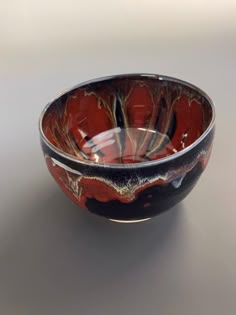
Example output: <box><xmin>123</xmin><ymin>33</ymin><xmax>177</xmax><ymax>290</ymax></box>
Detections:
<box><xmin>0</xmin><ymin>184</ymin><xmax>185</xmax><ymax>312</ymax></box>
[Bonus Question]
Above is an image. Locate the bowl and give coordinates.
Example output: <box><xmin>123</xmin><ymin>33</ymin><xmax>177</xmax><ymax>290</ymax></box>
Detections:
<box><xmin>39</xmin><ymin>74</ymin><xmax>215</xmax><ymax>222</ymax></box>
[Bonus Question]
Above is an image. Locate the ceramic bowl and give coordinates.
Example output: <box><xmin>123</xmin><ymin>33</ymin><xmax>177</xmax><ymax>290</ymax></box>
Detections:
<box><xmin>39</xmin><ymin>74</ymin><xmax>215</xmax><ymax>222</ymax></box>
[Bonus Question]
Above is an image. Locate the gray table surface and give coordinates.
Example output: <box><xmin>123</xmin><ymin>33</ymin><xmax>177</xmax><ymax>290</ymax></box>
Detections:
<box><xmin>1</xmin><ymin>34</ymin><xmax>236</xmax><ymax>314</ymax></box>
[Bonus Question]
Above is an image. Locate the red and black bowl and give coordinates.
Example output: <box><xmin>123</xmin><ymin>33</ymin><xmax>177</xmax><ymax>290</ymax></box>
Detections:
<box><xmin>39</xmin><ymin>74</ymin><xmax>215</xmax><ymax>222</ymax></box>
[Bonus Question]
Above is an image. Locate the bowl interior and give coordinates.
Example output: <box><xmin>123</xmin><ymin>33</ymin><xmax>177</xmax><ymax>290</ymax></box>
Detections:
<box><xmin>41</xmin><ymin>75</ymin><xmax>213</xmax><ymax>164</ymax></box>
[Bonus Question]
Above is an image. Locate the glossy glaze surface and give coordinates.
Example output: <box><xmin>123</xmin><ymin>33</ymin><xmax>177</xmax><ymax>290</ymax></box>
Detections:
<box><xmin>42</xmin><ymin>77</ymin><xmax>212</xmax><ymax>165</ymax></box>
<box><xmin>40</xmin><ymin>75</ymin><xmax>215</xmax><ymax>220</ymax></box>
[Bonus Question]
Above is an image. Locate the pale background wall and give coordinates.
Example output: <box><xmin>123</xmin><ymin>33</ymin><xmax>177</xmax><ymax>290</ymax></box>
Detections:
<box><xmin>1</xmin><ymin>1</ymin><xmax>236</xmax><ymax>314</ymax></box>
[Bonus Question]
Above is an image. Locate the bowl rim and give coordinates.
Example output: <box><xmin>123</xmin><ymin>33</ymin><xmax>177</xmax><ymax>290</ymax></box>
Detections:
<box><xmin>39</xmin><ymin>73</ymin><xmax>216</xmax><ymax>169</ymax></box>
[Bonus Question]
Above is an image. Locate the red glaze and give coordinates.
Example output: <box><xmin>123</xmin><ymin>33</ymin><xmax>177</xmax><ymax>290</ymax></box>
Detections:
<box><xmin>46</xmin><ymin>157</ymin><xmax>80</xmax><ymax>205</ymax></box>
<box><xmin>42</xmin><ymin>79</ymin><xmax>212</xmax><ymax>165</ymax></box>
<box><xmin>41</xmin><ymin>76</ymin><xmax>214</xmax><ymax>220</ymax></box>
<box><xmin>46</xmin><ymin>143</ymin><xmax>212</xmax><ymax>209</ymax></box>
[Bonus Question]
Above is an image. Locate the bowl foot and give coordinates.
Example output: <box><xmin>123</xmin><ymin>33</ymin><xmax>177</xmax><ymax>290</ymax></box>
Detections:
<box><xmin>109</xmin><ymin>217</ymin><xmax>151</xmax><ymax>224</ymax></box>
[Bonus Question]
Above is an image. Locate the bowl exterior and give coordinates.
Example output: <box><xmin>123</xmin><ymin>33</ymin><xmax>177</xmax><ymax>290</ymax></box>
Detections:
<box><xmin>40</xmin><ymin>126</ymin><xmax>215</xmax><ymax>221</ymax></box>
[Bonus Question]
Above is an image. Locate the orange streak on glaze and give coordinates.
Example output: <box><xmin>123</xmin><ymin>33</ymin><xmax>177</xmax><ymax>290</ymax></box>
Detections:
<box><xmin>64</xmin><ymin>90</ymin><xmax>120</xmax><ymax>163</ymax></box>
<box><xmin>123</xmin><ymin>83</ymin><xmax>156</xmax><ymax>161</ymax></box>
